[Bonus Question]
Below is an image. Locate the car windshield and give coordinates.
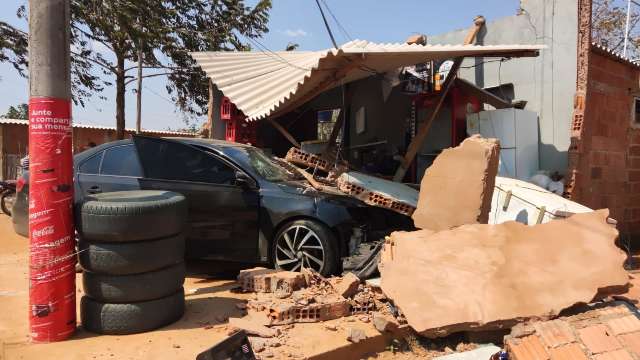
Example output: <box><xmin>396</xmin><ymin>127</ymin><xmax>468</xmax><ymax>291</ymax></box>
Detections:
<box><xmin>242</xmin><ymin>148</ymin><xmax>300</xmax><ymax>182</ymax></box>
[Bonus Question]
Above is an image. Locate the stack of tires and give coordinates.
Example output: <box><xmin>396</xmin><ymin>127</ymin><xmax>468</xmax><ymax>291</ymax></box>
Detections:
<box><xmin>77</xmin><ymin>190</ymin><xmax>188</xmax><ymax>335</ymax></box>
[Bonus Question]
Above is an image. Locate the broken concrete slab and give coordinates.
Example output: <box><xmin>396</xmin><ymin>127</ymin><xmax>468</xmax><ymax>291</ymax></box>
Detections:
<box><xmin>433</xmin><ymin>344</ymin><xmax>501</xmax><ymax>360</ymax></box>
<box><xmin>379</xmin><ymin>210</ymin><xmax>629</xmax><ymax>338</ymax></box>
<box><xmin>412</xmin><ymin>135</ymin><xmax>500</xmax><ymax>231</ymax></box>
<box><xmin>228</xmin><ymin>317</ymin><xmax>280</xmax><ymax>338</ymax></box>
<box><xmin>336</xmin><ymin>171</ymin><xmax>418</xmax><ymax>216</ymax></box>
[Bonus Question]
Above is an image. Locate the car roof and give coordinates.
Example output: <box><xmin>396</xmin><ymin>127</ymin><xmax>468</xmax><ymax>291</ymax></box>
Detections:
<box><xmin>164</xmin><ymin>137</ymin><xmax>253</xmax><ymax>149</ymax></box>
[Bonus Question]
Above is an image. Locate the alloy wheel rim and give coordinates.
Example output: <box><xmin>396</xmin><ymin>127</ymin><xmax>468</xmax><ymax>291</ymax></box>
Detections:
<box><xmin>275</xmin><ymin>225</ymin><xmax>325</xmax><ymax>272</ymax></box>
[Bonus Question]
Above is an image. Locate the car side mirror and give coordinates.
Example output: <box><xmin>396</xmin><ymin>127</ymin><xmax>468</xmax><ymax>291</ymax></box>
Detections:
<box><xmin>235</xmin><ymin>171</ymin><xmax>255</xmax><ymax>189</ymax></box>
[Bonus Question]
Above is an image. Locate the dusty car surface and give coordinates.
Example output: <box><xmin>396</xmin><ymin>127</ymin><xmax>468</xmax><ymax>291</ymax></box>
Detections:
<box><xmin>12</xmin><ymin>136</ymin><xmax>411</xmax><ymax>275</ymax></box>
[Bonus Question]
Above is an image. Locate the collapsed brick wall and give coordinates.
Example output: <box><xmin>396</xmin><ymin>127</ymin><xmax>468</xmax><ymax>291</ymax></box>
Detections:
<box><xmin>570</xmin><ymin>50</ymin><xmax>640</xmax><ymax>240</ymax></box>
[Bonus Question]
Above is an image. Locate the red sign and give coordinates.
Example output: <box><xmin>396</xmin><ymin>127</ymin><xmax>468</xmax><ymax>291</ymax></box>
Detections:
<box><xmin>28</xmin><ymin>97</ymin><xmax>76</xmax><ymax>342</ymax></box>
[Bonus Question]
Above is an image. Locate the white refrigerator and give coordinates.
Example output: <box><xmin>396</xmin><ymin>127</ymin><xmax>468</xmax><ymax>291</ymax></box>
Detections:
<box><xmin>466</xmin><ymin>108</ymin><xmax>539</xmax><ymax>181</ymax></box>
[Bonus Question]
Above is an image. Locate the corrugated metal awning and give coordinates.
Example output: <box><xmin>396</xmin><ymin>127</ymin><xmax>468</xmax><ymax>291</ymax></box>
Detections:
<box><xmin>0</xmin><ymin>118</ymin><xmax>194</xmax><ymax>136</ymax></box>
<box><xmin>190</xmin><ymin>40</ymin><xmax>543</xmax><ymax>121</ymax></box>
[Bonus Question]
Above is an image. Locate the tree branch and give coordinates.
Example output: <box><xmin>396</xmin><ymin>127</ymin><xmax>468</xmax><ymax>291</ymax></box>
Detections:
<box><xmin>71</xmin><ymin>50</ymin><xmax>117</xmax><ymax>73</ymax></box>
<box><xmin>124</xmin><ymin>72</ymin><xmax>172</xmax><ymax>85</ymax></box>
<box><xmin>71</xmin><ymin>25</ymin><xmax>115</xmax><ymax>52</ymax></box>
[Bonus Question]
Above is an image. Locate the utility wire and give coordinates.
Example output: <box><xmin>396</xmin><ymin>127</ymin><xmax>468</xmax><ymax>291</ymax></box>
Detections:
<box><xmin>320</xmin><ymin>0</ymin><xmax>353</xmax><ymax>42</ymax></box>
<box><xmin>314</xmin><ymin>0</ymin><xmax>339</xmax><ymax>48</ymax></box>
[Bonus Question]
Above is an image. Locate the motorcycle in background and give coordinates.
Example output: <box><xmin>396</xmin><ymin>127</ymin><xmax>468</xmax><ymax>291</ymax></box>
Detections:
<box><xmin>0</xmin><ymin>180</ymin><xmax>17</xmax><ymax>216</ymax></box>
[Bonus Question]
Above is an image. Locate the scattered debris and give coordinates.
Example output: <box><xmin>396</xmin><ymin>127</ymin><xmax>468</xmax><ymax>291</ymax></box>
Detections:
<box><xmin>330</xmin><ymin>272</ymin><xmax>361</xmax><ymax>299</ymax></box>
<box><xmin>505</xmin><ymin>303</ymin><xmax>640</xmax><ymax>360</ymax></box>
<box><xmin>336</xmin><ymin>171</ymin><xmax>418</xmax><ymax>216</ymax></box>
<box><xmin>412</xmin><ymin>135</ymin><xmax>500</xmax><ymax>231</ymax></box>
<box><xmin>228</xmin><ymin>317</ymin><xmax>280</xmax><ymax>338</ymax></box>
<box><xmin>379</xmin><ymin>210</ymin><xmax>628</xmax><ymax>337</ymax></box>
<box><xmin>372</xmin><ymin>314</ymin><xmax>399</xmax><ymax>333</ymax></box>
<box><xmin>346</xmin><ymin>327</ymin><xmax>367</xmax><ymax>343</ymax></box>
<box><xmin>237</xmin><ymin>267</ymin><xmax>307</xmax><ymax>294</ymax></box>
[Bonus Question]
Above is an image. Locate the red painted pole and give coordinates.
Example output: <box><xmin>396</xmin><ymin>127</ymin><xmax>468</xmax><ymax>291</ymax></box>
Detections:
<box><xmin>28</xmin><ymin>0</ymin><xmax>76</xmax><ymax>342</ymax></box>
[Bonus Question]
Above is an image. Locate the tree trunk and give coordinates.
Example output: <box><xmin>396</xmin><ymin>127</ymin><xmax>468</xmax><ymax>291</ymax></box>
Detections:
<box><xmin>115</xmin><ymin>54</ymin><xmax>126</xmax><ymax>140</ymax></box>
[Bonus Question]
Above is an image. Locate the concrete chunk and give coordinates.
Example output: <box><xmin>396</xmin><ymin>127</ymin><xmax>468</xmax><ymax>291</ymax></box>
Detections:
<box><xmin>379</xmin><ymin>210</ymin><xmax>629</xmax><ymax>337</ymax></box>
<box><xmin>331</xmin><ymin>272</ymin><xmax>361</xmax><ymax>299</ymax></box>
<box><xmin>412</xmin><ymin>135</ymin><xmax>500</xmax><ymax>231</ymax></box>
<box><xmin>228</xmin><ymin>317</ymin><xmax>279</xmax><ymax>338</ymax></box>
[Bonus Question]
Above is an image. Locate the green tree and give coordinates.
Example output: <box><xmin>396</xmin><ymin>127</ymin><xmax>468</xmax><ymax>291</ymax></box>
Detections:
<box><xmin>2</xmin><ymin>1</ymin><xmax>271</xmax><ymax>139</ymax></box>
<box><xmin>2</xmin><ymin>103</ymin><xmax>28</xmax><ymax>120</ymax></box>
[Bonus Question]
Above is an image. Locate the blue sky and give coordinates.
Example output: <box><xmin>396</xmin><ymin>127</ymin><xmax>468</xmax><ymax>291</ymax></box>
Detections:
<box><xmin>0</xmin><ymin>0</ymin><xmax>519</xmax><ymax>131</ymax></box>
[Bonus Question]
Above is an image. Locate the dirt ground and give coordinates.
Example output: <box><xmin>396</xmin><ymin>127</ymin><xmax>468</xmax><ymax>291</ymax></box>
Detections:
<box><xmin>0</xmin><ymin>215</ymin><xmax>404</xmax><ymax>360</ymax></box>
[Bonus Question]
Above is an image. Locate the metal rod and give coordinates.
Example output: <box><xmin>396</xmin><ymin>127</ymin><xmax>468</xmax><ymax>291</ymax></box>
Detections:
<box><xmin>624</xmin><ymin>0</ymin><xmax>632</xmax><ymax>57</ymax></box>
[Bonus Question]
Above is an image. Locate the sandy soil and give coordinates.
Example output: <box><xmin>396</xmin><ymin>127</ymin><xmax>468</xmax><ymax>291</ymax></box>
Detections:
<box><xmin>0</xmin><ymin>215</ymin><xmax>397</xmax><ymax>360</ymax></box>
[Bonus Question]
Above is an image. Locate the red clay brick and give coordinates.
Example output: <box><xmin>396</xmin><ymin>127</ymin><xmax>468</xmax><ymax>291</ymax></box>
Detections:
<box><xmin>619</xmin><ymin>332</ymin><xmax>640</xmax><ymax>357</ymax></box>
<box><xmin>594</xmin><ymin>349</ymin><xmax>634</xmax><ymax>360</ymax></box>
<box><xmin>630</xmin><ymin>158</ymin><xmax>640</xmax><ymax>169</ymax></box>
<box><xmin>549</xmin><ymin>343</ymin><xmax>588</xmax><ymax>360</ymax></box>
<box><xmin>607</xmin><ymin>315</ymin><xmax>640</xmax><ymax>335</ymax></box>
<box><xmin>508</xmin><ymin>335</ymin><xmax>549</xmax><ymax>360</ymax></box>
<box><xmin>630</xmin><ymin>170</ymin><xmax>640</xmax><ymax>183</ymax></box>
<box><xmin>534</xmin><ymin>320</ymin><xmax>576</xmax><ymax>348</ymax></box>
<box><xmin>578</xmin><ymin>324</ymin><xmax>622</xmax><ymax>354</ymax></box>
<box><xmin>631</xmin><ymin>146</ymin><xmax>640</xmax><ymax>157</ymax></box>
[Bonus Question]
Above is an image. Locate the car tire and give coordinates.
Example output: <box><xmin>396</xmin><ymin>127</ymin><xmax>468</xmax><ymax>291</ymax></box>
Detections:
<box><xmin>272</xmin><ymin>219</ymin><xmax>339</xmax><ymax>277</ymax></box>
<box><xmin>78</xmin><ymin>190</ymin><xmax>187</xmax><ymax>242</ymax></box>
<box><xmin>83</xmin><ymin>262</ymin><xmax>185</xmax><ymax>303</ymax></box>
<box><xmin>81</xmin><ymin>288</ymin><xmax>185</xmax><ymax>335</ymax></box>
<box><xmin>78</xmin><ymin>234</ymin><xmax>185</xmax><ymax>275</ymax></box>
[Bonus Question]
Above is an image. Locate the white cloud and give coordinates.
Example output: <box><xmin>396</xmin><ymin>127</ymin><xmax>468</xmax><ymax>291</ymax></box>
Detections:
<box><xmin>280</xmin><ymin>29</ymin><xmax>309</xmax><ymax>37</ymax></box>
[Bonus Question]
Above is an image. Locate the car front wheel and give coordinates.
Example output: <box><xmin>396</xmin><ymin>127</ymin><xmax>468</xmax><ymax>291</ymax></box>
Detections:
<box><xmin>272</xmin><ymin>219</ymin><xmax>338</xmax><ymax>277</ymax></box>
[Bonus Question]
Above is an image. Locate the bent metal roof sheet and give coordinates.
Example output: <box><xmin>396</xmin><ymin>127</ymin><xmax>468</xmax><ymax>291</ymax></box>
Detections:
<box><xmin>190</xmin><ymin>39</ymin><xmax>543</xmax><ymax>121</ymax></box>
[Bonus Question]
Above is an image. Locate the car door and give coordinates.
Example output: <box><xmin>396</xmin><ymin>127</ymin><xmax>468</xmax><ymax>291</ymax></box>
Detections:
<box><xmin>76</xmin><ymin>144</ymin><xmax>142</xmax><ymax>200</ymax></box>
<box><xmin>132</xmin><ymin>136</ymin><xmax>260</xmax><ymax>262</ymax></box>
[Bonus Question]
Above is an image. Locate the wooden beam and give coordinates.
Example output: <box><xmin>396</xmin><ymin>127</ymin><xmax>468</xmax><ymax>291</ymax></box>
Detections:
<box><xmin>266</xmin><ymin>117</ymin><xmax>301</xmax><ymax>148</ymax></box>
<box><xmin>207</xmin><ymin>79</ymin><xmax>214</xmax><ymax>139</ymax></box>
<box><xmin>392</xmin><ymin>16</ymin><xmax>485</xmax><ymax>182</ymax></box>
<box><xmin>455</xmin><ymin>78</ymin><xmax>512</xmax><ymax>109</ymax></box>
<box><xmin>392</xmin><ymin>59</ymin><xmax>462</xmax><ymax>182</ymax></box>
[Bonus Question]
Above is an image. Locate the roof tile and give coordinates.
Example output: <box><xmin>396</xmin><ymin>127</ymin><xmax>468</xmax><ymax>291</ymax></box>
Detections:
<box><xmin>594</xmin><ymin>349</ymin><xmax>634</xmax><ymax>360</ymax></box>
<box><xmin>578</xmin><ymin>324</ymin><xmax>622</xmax><ymax>354</ymax></box>
<box><xmin>549</xmin><ymin>343</ymin><xmax>588</xmax><ymax>360</ymax></box>
<box><xmin>508</xmin><ymin>335</ymin><xmax>550</xmax><ymax>360</ymax></box>
<box><xmin>534</xmin><ymin>320</ymin><xmax>576</xmax><ymax>348</ymax></box>
<box><xmin>606</xmin><ymin>315</ymin><xmax>640</xmax><ymax>336</ymax></box>
<box><xmin>618</xmin><ymin>332</ymin><xmax>640</xmax><ymax>357</ymax></box>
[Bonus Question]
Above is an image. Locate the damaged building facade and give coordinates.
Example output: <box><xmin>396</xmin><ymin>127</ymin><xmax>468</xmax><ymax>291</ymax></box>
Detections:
<box><xmin>192</xmin><ymin>0</ymin><xmax>640</xmax><ymax>241</ymax></box>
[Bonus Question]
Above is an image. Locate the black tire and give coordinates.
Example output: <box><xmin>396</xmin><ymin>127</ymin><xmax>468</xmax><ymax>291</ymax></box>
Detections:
<box><xmin>78</xmin><ymin>190</ymin><xmax>187</xmax><ymax>242</ymax></box>
<box><xmin>1</xmin><ymin>190</ymin><xmax>15</xmax><ymax>216</ymax></box>
<box><xmin>272</xmin><ymin>219</ymin><xmax>339</xmax><ymax>277</ymax></box>
<box><xmin>83</xmin><ymin>262</ymin><xmax>185</xmax><ymax>303</ymax></box>
<box><xmin>81</xmin><ymin>288</ymin><xmax>185</xmax><ymax>335</ymax></box>
<box><xmin>78</xmin><ymin>234</ymin><xmax>185</xmax><ymax>275</ymax></box>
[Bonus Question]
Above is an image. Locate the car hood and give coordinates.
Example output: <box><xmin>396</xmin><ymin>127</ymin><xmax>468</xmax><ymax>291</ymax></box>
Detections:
<box><xmin>275</xmin><ymin>180</ymin><xmax>364</xmax><ymax>206</ymax></box>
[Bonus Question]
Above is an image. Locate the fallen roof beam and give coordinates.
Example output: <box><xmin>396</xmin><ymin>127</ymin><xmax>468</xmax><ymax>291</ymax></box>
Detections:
<box><xmin>454</xmin><ymin>78</ymin><xmax>512</xmax><ymax>109</ymax></box>
<box><xmin>267</xmin><ymin>118</ymin><xmax>301</xmax><ymax>148</ymax></box>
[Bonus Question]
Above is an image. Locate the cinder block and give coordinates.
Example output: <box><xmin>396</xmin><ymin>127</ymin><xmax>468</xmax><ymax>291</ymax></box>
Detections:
<box><xmin>237</xmin><ymin>267</ymin><xmax>307</xmax><ymax>293</ymax></box>
<box><xmin>267</xmin><ymin>299</ymin><xmax>350</xmax><ymax>325</ymax></box>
